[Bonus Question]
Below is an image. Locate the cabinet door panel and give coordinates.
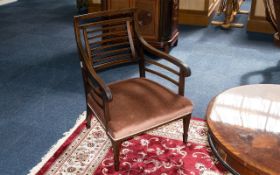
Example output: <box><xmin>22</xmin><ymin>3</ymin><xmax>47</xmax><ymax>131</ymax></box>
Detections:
<box><xmin>107</xmin><ymin>0</ymin><xmax>131</xmax><ymax>10</ymax></box>
<box><xmin>133</xmin><ymin>0</ymin><xmax>159</xmax><ymax>40</ymax></box>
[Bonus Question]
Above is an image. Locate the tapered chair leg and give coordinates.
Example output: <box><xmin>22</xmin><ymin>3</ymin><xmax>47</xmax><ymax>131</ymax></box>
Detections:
<box><xmin>183</xmin><ymin>114</ymin><xmax>191</xmax><ymax>143</ymax></box>
<box><xmin>86</xmin><ymin>105</ymin><xmax>91</xmax><ymax>128</ymax></box>
<box><xmin>112</xmin><ymin>140</ymin><xmax>121</xmax><ymax>171</ymax></box>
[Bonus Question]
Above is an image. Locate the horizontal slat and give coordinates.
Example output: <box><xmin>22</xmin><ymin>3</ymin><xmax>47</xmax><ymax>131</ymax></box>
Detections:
<box><xmin>90</xmin><ymin>36</ymin><xmax>128</xmax><ymax>45</ymax></box>
<box><xmin>87</xmin><ymin>81</ymin><xmax>104</xmax><ymax>108</ymax></box>
<box><xmin>92</xmin><ymin>87</ymin><xmax>102</xmax><ymax>98</ymax></box>
<box><xmin>88</xmin><ymin>30</ymin><xmax>127</xmax><ymax>40</ymax></box>
<box><xmin>144</xmin><ymin>68</ymin><xmax>179</xmax><ymax>86</ymax></box>
<box><xmin>90</xmin><ymin>90</ymin><xmax>104</xmax><ymax>108</ymax></box>
<box><xmin>93</xmin><ymin>53</ymin><xmax>131</xmax><ymax>63</ymax></box>
<box><xmin>145</xmin><ymin>59</ymin><xmax>180</xmax><ymax>75</ymax></box>
<box><xmin>88</xmin><ymin>79</ymin><xmax>102</xmax><ymax>97</ymax></box>
<box><xmin>91</xmin><ymin>41</ymin><xmax>130</xmax><ymax>51</ymax></box>
<box><xmin>87</xmin><ymin>24</ymin><xmax>126</xmax><ymax>34</ymax></box>
<box><xmin>80</xmin><ymin>17</ymin><xmax>132</xmax><ymax>28</ymax></box>
<box><xmin>93</xmin><ymin>48</ymin><xmax>130</xmax><ymax>57</ymax></box>
<box><xmin>95</xmin><ymin>58</ymin><xmax>133</xmax><ymax>71</ymax></box>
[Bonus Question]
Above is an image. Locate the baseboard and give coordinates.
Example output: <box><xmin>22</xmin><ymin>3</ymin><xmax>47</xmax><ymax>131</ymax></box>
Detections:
<box><xmin>0</xmin><ymin>0</ymin><xmax>17</xmax><ymax>6</ymax></box>
<box><xmin>247</xmin><ymin>17</ymin><xmax>275</xmax><ymax>34</ymax></box>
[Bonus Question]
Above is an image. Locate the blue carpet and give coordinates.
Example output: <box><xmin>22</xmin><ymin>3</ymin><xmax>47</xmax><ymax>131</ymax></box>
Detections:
<box><xmin>0</xmin><ymin>0</ymin><xmax>279</xmax><ymax>174</ymax></box>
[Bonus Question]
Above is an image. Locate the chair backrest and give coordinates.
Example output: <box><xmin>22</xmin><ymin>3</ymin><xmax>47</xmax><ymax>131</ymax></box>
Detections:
<box><xmin>74</xmin><ymin>8</ymin><xmax>138</xmax><ymax>71</ymax></box>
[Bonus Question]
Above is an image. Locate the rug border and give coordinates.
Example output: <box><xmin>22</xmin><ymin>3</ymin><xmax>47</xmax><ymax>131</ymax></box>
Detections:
<box><xmin>28</xmin><ymin>112</ymin><xmax>205</xmax><ymax>175</ymax></box>
<box><xmin>0</xmin><ymin>0</ymin><xmax>17</xmax><ymax>6</ymax></box>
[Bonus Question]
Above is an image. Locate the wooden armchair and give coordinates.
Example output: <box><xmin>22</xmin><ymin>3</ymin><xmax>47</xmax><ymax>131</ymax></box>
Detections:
<box><xmin>73</xmin><ymin>8</ymin><xmax>193</xmax><ymax>171</ymax></box>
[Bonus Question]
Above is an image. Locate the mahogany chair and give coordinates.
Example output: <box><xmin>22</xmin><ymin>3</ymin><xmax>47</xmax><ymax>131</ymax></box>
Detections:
<box><xmin>73</xmin><ymin>8</ymin><xmax>193</xmax><ymax>171</ymax></box>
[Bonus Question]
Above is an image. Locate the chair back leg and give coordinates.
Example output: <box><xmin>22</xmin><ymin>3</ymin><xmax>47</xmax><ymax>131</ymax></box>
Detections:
<box><xmin>183</xmin><ymin>114</ymin><xmax>192</xmax><ymax>143</ymax></box>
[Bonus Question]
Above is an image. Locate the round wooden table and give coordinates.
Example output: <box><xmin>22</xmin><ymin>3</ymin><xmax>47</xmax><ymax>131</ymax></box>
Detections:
<box><xmin>206</xmin><ymin>84</ymin><xmax>280</xmax><ymax>175</ymax></box>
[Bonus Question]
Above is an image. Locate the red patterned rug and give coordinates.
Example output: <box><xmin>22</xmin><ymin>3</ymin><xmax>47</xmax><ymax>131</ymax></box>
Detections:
<box><xmin>29</xmin><ymin>112</ymin><xmax>229</xmax><ymax>175</ymax></box>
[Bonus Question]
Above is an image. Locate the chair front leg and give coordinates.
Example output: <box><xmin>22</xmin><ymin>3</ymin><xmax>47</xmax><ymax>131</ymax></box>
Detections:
<box><xmin>86</xmin><ymin>105</ymin><xmax>92</xmax><ymax>128</ymax></box>
<box><xmin>183</xmin><ymin>113</ymin><xmax>192</xmax><ymax>143</ymax></box>
<box><xmin>112</xmin><ymin>140</ymin><xmax>121</xmax><ymax>171</ymax></box>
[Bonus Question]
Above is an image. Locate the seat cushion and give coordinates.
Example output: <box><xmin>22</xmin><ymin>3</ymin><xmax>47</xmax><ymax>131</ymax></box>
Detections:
<box><xmin>107</xmin><ymin>78</ymin><xmax>193</xmax><ymax>140</ymax></box>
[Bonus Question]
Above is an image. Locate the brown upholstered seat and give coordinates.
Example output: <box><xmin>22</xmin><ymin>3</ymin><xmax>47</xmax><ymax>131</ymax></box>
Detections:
<box><xmin>74</xmin><ymin>9</ymin><xmax>193</xmax><ymax>171</ymax></box>
<box><xmin>87</xmin><ymin>78</ymin><xmax>193</xmax><ymax>140</ymax></box>
<box><xmin>105</xmin><ymin>78</ymin><xmax>192</xmax><ymax>140</ymax></box>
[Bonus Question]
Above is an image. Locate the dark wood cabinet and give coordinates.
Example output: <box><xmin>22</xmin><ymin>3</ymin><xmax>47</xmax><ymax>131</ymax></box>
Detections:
<box><xmin>101</xmin><ymin>0</ymin><xmax>179</xmax><ymax>52</ymax></box>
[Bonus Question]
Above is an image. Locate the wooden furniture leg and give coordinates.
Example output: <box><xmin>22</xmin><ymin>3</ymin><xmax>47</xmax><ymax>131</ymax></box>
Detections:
<box><xmin>86</xmin><ymin>105</ymin><xmax>91</xmax><ymax>128</ymax></box>
<box><xmin>183</xmin><ymin>114</ymin><xmax>191</xmax><ymax>143</ymax></box>
<box><xmin>112</xmin><ymin>140</ymin><xmax>121</xmax><ymax>171</ymax></box>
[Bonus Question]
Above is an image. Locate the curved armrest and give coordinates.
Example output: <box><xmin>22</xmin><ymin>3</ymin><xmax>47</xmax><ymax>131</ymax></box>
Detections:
<box><xmin>85</xmin><ymin>61</ymin><xmax>113</xmax><ymax>102</ymax></box>
<box><xmin>80</xmin><ymin>51</ymin><xmax>112</xmax><ymax>101</ymax></box>
<box><xmin>133</xmin><ymin>17</ymin><xmax>191</xmax><ymax>95</ymax></box>
<box><xmin>134</xmin><ymin>23</ymin><xmax>191</xmax><ymax>77</ymax></box>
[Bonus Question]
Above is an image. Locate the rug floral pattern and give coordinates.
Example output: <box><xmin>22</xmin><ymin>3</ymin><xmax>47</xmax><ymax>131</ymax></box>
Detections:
<box><xmin>40</xmin><ymin>113</ymin><xmax>230</xmax><ymax>175</ymax></box>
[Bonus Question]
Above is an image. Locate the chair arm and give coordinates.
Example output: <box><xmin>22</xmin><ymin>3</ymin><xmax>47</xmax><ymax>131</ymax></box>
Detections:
<box><xmin>133</xmin><ymin>19</ymin><xmax>191</xmax><ymax>95</ymax></box>
<box><xmin>85</xmin><ymin>63</ymin><xmax>113</xmax><ymax>102</ymax></box>
<box><xmin>134</xmin><ymin>25</ymin><xmax>191</xmax><ymax>77</ymax></box>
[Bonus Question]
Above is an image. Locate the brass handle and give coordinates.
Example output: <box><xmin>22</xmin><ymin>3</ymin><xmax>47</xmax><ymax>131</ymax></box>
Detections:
<box><xmin>138</xmin><ymin>21</ymin><xmax>143</xmax><ymax>26</ymax></box>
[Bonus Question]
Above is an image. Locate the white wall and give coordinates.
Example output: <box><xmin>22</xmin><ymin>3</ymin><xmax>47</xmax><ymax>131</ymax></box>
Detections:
<box><xmin>180</xmin><ymin>0</ymin><xmax>205</xmax><ymax>10</ymax></box>
<box><xmin>255</xmin><ymin>0</ymin><xmax>266</xmax><ymax>17</ymax></box>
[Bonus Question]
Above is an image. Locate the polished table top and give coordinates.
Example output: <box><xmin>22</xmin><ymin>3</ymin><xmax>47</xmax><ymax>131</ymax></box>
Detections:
<box><xmin>207</xmin><ymin>84</ymin><xmax>280</xmax><ymax>175</ymax></box>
